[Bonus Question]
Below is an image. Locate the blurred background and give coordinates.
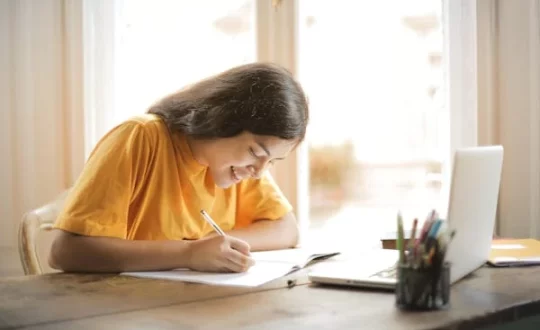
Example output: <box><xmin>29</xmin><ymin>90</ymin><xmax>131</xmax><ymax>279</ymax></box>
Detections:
<box><xmin>2</xmin><ymin>0</ymin><xmax>539</xmax><ymax>276</ymax></box>
<box><xmin>112</xmin><ymin>0</ymin><xmax>446</xmax><ymax>246</ymax></box>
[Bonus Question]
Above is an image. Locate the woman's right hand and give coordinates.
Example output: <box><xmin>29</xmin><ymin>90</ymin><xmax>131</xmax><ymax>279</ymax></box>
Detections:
<box><xmin>186</xmin><ymin>235</ymin><xmax>255</xmax><ymax>273</ymax></box>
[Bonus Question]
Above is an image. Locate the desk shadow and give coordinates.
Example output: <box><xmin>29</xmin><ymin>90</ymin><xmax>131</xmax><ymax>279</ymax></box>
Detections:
<box><xmin>307</xmin><ymin>282</ymin><xmax>395</xmax><ymax>294</ymax></box>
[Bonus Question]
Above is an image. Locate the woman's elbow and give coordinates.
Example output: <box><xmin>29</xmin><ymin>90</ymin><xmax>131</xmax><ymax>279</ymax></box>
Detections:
<box><xmin>290</xmin><ymin>224</ymin><xmax>300</xmax><ymax>248</ymax></box>
<box><xmin>282</xmin><ymin>213</ymin><xmax>300</xmax><ymax>248</ymax></box>
<box><xmin>48</xmin><ymin>253</ymin><xmax>60</xmax><ymax>270</ymax></box>
<box><xmin>48</xmin><ymin>230</ymin><xmax>73</xmax><ymax>271</ymax></box>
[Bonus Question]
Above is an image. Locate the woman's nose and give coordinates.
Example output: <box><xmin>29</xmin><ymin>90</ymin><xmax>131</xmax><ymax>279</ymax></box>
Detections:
<box><xmin>247</xmin><ymin>162</ymin><xmax>267</xmax><ymax>179</ymax></box>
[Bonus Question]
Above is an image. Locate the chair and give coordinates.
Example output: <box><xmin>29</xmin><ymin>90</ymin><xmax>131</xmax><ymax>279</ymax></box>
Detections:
<box><xmin>18</xmin><ymin>190</ymin><xmax>70</xmax><ymax>275</ymax></box>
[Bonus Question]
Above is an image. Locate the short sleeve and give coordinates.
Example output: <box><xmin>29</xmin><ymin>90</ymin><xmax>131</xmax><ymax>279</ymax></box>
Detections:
<box><xmin>54</xmin><ymin>122</ymin><xmax>152</xmax><ymax>238</ymax></box>
<box><xmin>235</xmin><ymin>172</ymin><xmax>293</xmax><ymax>229</ymax></box>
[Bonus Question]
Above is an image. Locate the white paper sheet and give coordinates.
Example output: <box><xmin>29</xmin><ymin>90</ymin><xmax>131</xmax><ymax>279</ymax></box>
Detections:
<box><xmin>491</xmin><ymin>244</ymin><xmax>525</xmax><ymax>250</ymax></box>
<box><xmin>122</xmin><ymin>262</ymin><xmax>295</xmax><ymax>287</ymax></box>
<box><xmin>491</xmin><ymin>256</ymin><xmax>540</xmax><ymax>266</ymax></box>
<box><xmin>121</xmin><ymin>248</ymin><xmax>339</xmax><ymax>287</ymax></box>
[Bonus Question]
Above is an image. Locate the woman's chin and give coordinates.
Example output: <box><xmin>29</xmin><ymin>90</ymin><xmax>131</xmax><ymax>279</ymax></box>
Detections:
<box><xmin>211</xmin><ymin>168</ymin><xmax>241</xmax><ymax>189</ymax></box>
<box><xmin>214</xmin><ymin>177</ymin><xmax>235</xmax><ymax>189</ymax></box>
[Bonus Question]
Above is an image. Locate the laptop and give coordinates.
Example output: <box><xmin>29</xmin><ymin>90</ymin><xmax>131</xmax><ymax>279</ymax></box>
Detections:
<box><xmin>308</xmin><ymin>145</ymin><xmax>504</xmax><ymax>289</ymax></box>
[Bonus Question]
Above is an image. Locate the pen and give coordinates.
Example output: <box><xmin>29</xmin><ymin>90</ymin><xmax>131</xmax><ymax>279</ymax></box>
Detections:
<box><xmin>407</xmin><ymin>218</ymin><xmax>418</xmax><ymax>264</ymax></box>
<box><xmin>397</xmin><ymin>212</ymin><xmax>405</xmax><ymax>264</ymax></box>
<box><xmin>427</xmin><ymin>219</ymin><xmax>443</xmax><ymax>238</ymax></box>
<box><xmin>418</xmin><ymin>210</ymin><xmax>436</xmax><ymax>243</ymax></box>
<box><xmin>200</xmin><ymin>209</ymin><xmax>226</xmax><ymax>236</ymax></box>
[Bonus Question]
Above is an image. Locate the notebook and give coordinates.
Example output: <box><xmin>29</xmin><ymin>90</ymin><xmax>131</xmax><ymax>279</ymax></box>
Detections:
<box><xmin>487</xmin><ymin>238</ymin><xmax>540</xmax><ymax>267</ymax></box>
<box><xmin>121</xmin><ymin>248</ymin><xmax>340</xmax><ymax>287</ymax></box>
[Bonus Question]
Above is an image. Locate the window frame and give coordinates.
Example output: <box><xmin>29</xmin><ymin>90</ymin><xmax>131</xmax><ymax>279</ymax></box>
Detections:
<box><xmin>495</xmin><ymin>0</ymin><xmax>540</xmax><ymax>239</ymax></box>
<box><xmin>82</xmin><ymin>0</ymin><xmax>540</xmax><ymax>239</ymax></box>
<box><xmin>266</xmin><ymin>0</ymin><xmax>491</xmax><ymax>236</ymax></box>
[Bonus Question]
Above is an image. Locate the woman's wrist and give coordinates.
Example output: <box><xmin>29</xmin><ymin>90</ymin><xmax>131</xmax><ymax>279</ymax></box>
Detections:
<box><xmin>177</xmin><ymin>239</ymin><xmax>196</xmax><ymax>269</ymax></box>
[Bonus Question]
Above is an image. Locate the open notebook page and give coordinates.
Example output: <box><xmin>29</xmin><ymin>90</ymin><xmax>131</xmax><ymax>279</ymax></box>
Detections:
<box><xmin>121</xmin><ymin>248</ymin><xmax>339</xmax><ymax>287</ymax></box>
<box><xmin>251</xmin><ymin>248</ymin><xmax>340</xmax><ymax>268</ymax></box>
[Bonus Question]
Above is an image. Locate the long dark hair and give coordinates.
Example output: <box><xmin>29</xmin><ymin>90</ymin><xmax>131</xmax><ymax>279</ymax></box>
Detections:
<box><xmin>148</xmin><ymin>62</ymin><xmax>309</xmax><ymax>141</ymax></box>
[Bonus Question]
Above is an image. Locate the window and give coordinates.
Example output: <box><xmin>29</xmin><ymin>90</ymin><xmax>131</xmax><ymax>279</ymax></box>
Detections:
<box><xmin>112</xmin><ymin>0</ymin><xmax>257</xmax><ymax>127</ymax></box>
<box><xmin>297</xmin><ymin>1</ymin><xmax>447</xmax><ymax>247</ymax></box>
<box><xmin>87</xmin><ymin>0</ymin><xmax>486</xmax><ymax>244</ymax></box>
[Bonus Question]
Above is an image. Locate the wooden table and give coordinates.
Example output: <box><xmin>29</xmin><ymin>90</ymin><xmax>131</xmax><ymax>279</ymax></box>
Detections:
<box><xmin>2</xmin><ymin>266</ymin><xmax>540</xmax><ymax>330</ymax></box>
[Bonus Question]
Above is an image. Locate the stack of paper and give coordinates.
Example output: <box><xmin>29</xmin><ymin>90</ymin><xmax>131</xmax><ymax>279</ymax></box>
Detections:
<box><xmin>487</xmin><ymin>238</ymin><xmax>540</xmax><ymax>267</ymax></box>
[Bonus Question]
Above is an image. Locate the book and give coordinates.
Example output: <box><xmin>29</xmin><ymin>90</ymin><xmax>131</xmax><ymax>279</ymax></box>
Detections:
<box><xmin>487</xmin><ymin>238</ymin><xmax>540</xmax><ymax>267</ymax></box>
<box><xmin>121</xmin><ymin>248</ymin><xmax>340</xmax><ymax>287</ymax></box>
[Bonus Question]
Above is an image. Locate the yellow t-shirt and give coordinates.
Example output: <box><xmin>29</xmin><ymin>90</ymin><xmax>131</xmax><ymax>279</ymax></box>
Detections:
<box><xmin>54</xmin><ymin>114</ymin><xmax>292</xmax><ymax>240</ymax></box>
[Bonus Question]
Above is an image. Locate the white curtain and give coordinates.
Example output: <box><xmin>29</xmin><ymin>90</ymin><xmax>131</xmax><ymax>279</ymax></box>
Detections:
<box><xmin>494</xmin><ymin>0</ymin><xmax>540</xmax><ymax>238</ymax></box>
<box><xmin>1</xmin><ymin>0</ymin><xmax>539</xmax><ymax>251</ymax></box>
<box><xmin>0</xmin><ymin>0</ymin><xmax>85</xmax><ymax>248</ymax></box>
<box><xmin>82</xmin><ymin>0</ymin><xmax>117</xmax><ymax>158</ymax></box>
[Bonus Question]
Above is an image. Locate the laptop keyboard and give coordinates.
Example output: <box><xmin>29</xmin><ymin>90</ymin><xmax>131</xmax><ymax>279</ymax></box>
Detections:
<box><xmin>370</xmin><ymin>264</ymin><xmax>398</xmax><ymax>279</ymax></box>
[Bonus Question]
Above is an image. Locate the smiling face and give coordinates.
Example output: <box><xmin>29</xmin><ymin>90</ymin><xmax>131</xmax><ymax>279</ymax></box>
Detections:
<box><xmin>187</xmin><ymin>132</ymin><xmax>298</xmax><ymax>188</ymax></box>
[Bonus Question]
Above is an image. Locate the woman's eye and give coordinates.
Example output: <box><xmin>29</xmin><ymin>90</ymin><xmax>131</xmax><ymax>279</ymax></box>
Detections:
<box><xmin>249</xmin><ymin>148</ymin><xmax>258</xmax><ymax>158</ymax></box>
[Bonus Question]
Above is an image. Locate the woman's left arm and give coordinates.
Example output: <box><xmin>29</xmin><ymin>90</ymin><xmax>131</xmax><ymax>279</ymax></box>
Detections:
<box><xmin>224</xmin><ymin>212</ymin><xmax>299</xmax><ymax>252</ymax></box>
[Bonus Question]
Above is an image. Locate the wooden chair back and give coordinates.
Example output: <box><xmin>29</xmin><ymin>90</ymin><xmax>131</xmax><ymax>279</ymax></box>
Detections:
<box><xmin>18</xmin><ymin>190</ymin><xmax>69</xmax><ymax>275</ymax></box>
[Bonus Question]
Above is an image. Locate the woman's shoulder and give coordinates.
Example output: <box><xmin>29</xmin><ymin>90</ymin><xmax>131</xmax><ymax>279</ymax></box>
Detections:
<box><xmin>123</xmin><ymin>113</ymin><xmax>164</xmax><ymax>129</ymax></box>
<box><xmin>117</xmin><ymin>113</ymin><xmax>170</xmax><ymax>141</ymax></box>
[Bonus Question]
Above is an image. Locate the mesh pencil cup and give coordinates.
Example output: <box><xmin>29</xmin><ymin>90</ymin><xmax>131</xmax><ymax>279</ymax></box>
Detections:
<box><xmin>395</xmin><ymin>262</ymin><xmax>450</xmax><ymax>310</ymax></box>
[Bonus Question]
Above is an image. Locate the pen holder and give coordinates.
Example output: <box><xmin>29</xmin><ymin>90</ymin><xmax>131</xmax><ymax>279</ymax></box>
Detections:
<box><xmin>395</xmin><ymin>262</ymin><xmax>450</xmax><ymax>311</ymax></box>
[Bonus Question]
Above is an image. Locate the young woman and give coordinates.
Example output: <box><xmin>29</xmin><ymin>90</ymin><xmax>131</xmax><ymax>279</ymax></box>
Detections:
<box><xmin>49</xmin><ymin>62</ymin><xmax>309</xmax><ymax>274</ymax></box>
